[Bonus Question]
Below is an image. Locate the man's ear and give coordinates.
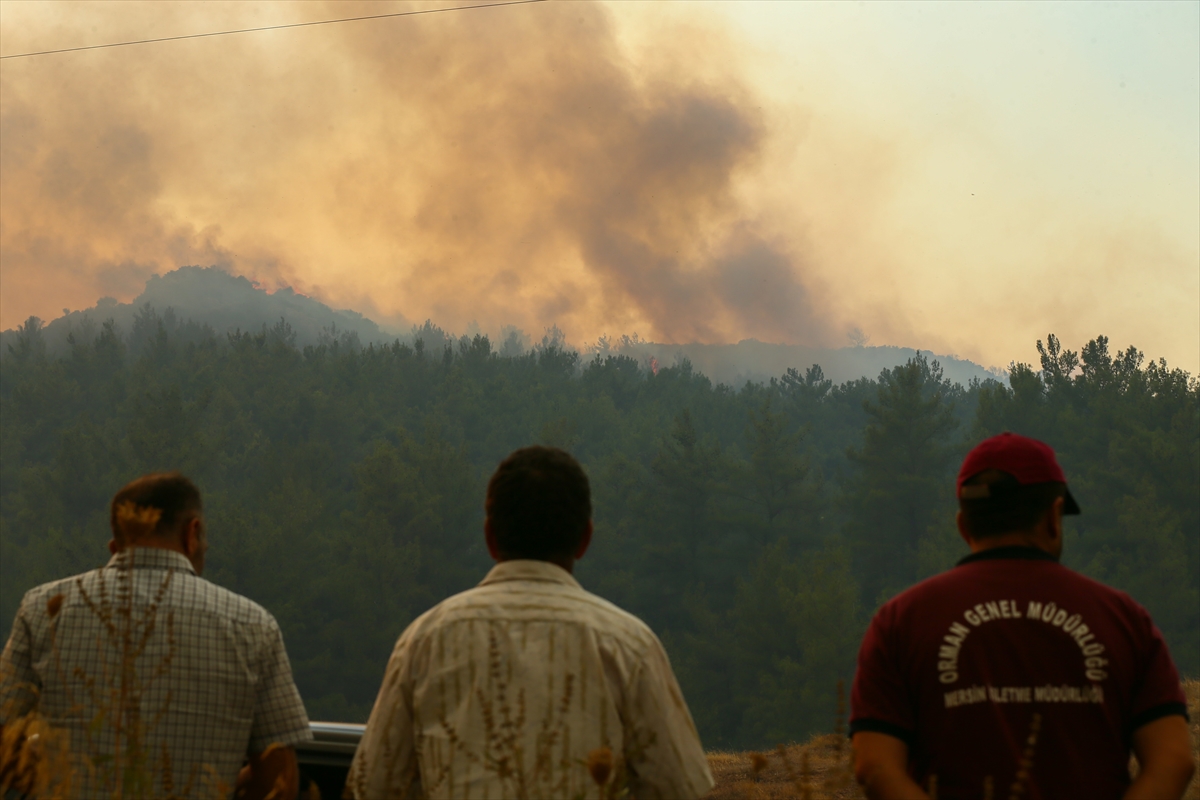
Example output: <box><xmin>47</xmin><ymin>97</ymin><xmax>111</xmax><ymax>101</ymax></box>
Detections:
<box><xmin>108</xmin><ymin>538</ymin><xmax>120</xmax><ymax>555</ymax></box>
<box><xmin>573</xmin><ymin>520</ymin><xmax>593</xmax><ymax>561</ymax></box>
<box><xmin>484</xmin><ymin>518</ymin><xmax>502</xmax><ymax>562</ymax></box>
<box><xmin>181</xmin><ymin>517</ymin><xmax>204</xmax><ymax>557</ymax></box>
<box><xmin>1045</xmin><ymin>496</ymin><xmax>1065</xmax><ymax>543</ymax></box>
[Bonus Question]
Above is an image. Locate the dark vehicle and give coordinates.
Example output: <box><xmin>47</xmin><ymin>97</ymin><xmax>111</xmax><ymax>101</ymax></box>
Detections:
<box><xmin>296</xmin><ymin>722</ymin><xmax>365</xmax><ymax>800</ymax></box>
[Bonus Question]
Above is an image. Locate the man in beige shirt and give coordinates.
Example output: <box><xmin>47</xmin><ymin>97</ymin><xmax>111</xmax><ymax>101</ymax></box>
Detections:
<box><xmin>348</xmin><ymin>446</ymin><xmax>714</xmax><ymax>800</ymax></box>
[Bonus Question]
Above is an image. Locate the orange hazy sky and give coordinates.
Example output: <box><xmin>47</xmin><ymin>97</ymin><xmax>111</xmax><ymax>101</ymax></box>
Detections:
<box><xmin>1</xmin><ymin>1</ymin><xmax>1197</xmax><ymax>371</ymax></box>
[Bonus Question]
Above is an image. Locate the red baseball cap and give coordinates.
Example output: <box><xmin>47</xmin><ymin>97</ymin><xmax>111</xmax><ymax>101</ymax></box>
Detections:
<box><xmin>957</xmin><ymin>432</ymin><xmax>1081</xmax><ymax>514</ymax></box>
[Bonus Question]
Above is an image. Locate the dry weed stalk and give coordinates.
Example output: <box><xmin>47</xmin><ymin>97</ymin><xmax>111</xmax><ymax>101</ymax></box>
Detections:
<box><xmin>114</xmin><ymin>502</ymin><xmax>163</xmax><ymax>538</ymax></box>
<box><xmin>799</xmin><ymin>747</ymin><xmax>812</xmax><ymax>800</ymax></box>
<box><xmin>0</xmin><ymin>701</ymin><xmax>76</xmax><ymax>797</ymax></box>
<box><xmin>774</xmin><ymin>742</ymin><xmax>804</xmax><ymax>797</ymax></box>
<box><xmin>1182</xmin><ymin>678</ymin><xmax>1199</xmax><ymax>800</ymax></box>
<box><xmin>1</xmin><ymin>591</ymin><xmax>80</xmax><ymax>796</ymax></box>
<box><xmin>428</xmin><ymin>622</ymin><xmax>635</xmax><ymax>800</ymax></box>
<box><xmin>821</xmin><ymin>679</ymin><xmax>855</xmax><ymax>795</ymax></box>
<box><xmin>72</xmin><ymin>546</ymin><xmax>183</xmax><ymax>797</ymax></box>
<box><xmin>599</xmin><ymin>724</ymin><xmax>655</xmax><ymax>800</ymax></box>
<box><xmin>586</xmin><ymin>745</ymin><xmax>614</xmax><ymax>799</ymax></box>
<box><xmin>2</xmin><ymin>523</ymin><xmax>255</xmax><ymax>800</ymax></box>
<box><xmin>265</xmin><ymin>768</ymin><xmax>292</xmax><ymax>800</ymax></box>
<box><xmin>1006</xmin><ymin>712</ymin><xmax>1042</xmax><ymax>800</ymax></box>
<box><xmin>748</xmin><ymin>751</ymin><xmax>768</xmax><ymax>780</ymax></box>
<box><xmin>753</xmin><ymin>679</ymin><xmax>856</xmax><ymax>799</ymax></box>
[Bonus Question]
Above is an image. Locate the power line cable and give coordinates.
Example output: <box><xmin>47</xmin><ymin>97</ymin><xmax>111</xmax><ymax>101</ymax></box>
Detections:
<box><xmin>0</xmin><ymin>0</ymin><xmax>547</xmax><ymax>60</ymax></box>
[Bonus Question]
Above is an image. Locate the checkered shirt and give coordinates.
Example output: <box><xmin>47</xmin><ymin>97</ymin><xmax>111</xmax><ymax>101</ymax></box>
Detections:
<box><xmin>0</xmin><ymin>547</ymin><xmax>312</xmax><ymax>798</ymax></box>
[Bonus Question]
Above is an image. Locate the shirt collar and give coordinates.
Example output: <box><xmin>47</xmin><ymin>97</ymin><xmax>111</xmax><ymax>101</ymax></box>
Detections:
<box><xmin>106</xmin><ymin>547</ymin><xmax>197</xmax><ymax>575</ymax></box>
<box><xmin>478</xmin><ymin>559</ymin><xmax>582</xmax><ymax>590</ymax></box>
<box><xmin>957</xmin><ymin>545</ymin><xmax>1058</xmax><ymax>567</ymax></box>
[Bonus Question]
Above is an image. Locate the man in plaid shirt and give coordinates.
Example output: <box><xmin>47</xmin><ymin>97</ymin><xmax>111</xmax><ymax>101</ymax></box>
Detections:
<box><xmin>0</xmin><ymin>472</ymin><xmax>312</xmax><ymax>799</ymax></box>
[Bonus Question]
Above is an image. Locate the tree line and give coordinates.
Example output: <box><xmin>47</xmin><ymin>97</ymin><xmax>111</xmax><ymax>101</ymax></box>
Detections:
<box><xmin>1</xmin><ymin>307</ymin><xmax>1196</xmax><ymax>749</ymax></box>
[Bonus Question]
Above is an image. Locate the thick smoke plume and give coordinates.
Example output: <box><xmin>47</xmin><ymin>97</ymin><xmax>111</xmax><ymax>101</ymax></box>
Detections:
<box><xmin>6</xmin><ymin>2</ymin><xmax>1197</xmax><ymax>372</ymax></box>
<box><xmin>0</xmin><ymin>1</ymin><xmax>830</xmax><ymax>345</ymax></box>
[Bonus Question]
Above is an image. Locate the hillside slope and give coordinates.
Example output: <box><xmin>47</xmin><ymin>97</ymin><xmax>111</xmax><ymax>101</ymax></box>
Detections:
<box><xmin>1</xmin><ymin>266</ymin><xmax>388</xmax><ymax>355</ymax></box>
<box><xmin>2</xmin><ymin>266</ymin><xmax>1001</xmax><ymax>386</ymax></box>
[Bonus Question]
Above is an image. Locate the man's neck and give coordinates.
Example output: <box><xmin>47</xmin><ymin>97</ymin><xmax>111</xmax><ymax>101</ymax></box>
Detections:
<box><xmin>124</xmin><ymin>537</ymin><xmax>185</xmax><ymax>555</ymax></box>
<box><xmin>494</xmin><ymin>555</ymin><xmax>575</xmax><ymax>574</ymax></box>
<box><xmin>969</xmin><ymin>532</ymin><xmax>1057</xmax><ymax>559</ymax></box>
<box><xmin>119</xmin><ymin>537</ymin><xmax>202</xmax><ymax>573</ymax></box>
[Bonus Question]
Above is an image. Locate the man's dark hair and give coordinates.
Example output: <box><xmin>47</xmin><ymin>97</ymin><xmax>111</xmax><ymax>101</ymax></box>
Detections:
<box><xmin>959</xmin><ymin>469</ymin><xmax>1065</xmax><ymax>538</ymax></box>
<box><xmin>110</xmin><ymin>472</ymin><xmax>203</xmax><ymax>542</ymax></box>
<box><xmin>486</xmin><ymin>447</ymin><xmax>591</xmax><ymax>560</ymax></box>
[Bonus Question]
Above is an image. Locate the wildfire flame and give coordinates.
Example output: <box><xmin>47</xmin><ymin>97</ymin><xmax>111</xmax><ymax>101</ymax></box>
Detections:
<box><xmin>650</xmin><ymin>357</ymin><xmax>660</xmax><ymax>376</ymax></box>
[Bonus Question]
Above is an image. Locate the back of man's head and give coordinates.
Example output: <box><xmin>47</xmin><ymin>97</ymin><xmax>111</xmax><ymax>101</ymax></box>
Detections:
<box><xmin>486</xmin><ymin>447</ymin><xmax>591</xmax><ymax>561</ymax></box>
<box><xmin>958</xmin><ymin>469</ymin><xmax>1067</xmax><ymax>537</ymax></box>
<box><xmin>110</xmin><ymin>472</ymin><xmax>203</xmax><ymax>546</ymax></box>
<box><xmin>956</xmin><ymin>433</ymin><xmax>1079</xmax><ymax>538</ymax></box>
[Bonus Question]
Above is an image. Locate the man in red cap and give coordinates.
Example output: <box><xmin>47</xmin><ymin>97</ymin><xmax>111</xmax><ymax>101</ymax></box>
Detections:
<box><xmin>849</xmin><ymin>432</ymin><xmax>1193</xmax><ymax>800</ymax></box>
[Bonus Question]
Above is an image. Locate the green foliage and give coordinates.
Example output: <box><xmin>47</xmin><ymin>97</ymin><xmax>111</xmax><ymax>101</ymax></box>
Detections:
<box><xmin>843</xmin><ymin>354</ymin><xmax>962</xmax><ymax>605</ymax></box>
<box><xmin>733</xmin><ymin>544</ymin><xmax>859</xmax><ymax>746</ymax></box>
<box><xmin>1</xmin><ymin>317</ymin><xmax>1196</xmax><ymax>746</ymax></box>
<box><xmin>975</xmin><ymin>336</ymin><xmax>1200</xmax><ymax>674</ymax></box>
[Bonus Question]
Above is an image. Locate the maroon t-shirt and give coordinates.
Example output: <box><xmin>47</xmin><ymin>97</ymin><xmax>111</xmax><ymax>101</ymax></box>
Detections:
<box><xmin>850</xmin><ymin>547</ymin><xmax>1188</xmax><ymax>800</ymax></box>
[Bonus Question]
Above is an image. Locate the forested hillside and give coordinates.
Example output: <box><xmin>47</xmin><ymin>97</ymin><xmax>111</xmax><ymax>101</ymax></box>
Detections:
<box><xmin>1</xmin><ymin>310</ymin><xmax>1196</xmax><ymax>749</ymax></box>
<box><xmin>0</xmin><ymin>266</ymin><xmax>1002</xmax><ymax>387</ymax></box>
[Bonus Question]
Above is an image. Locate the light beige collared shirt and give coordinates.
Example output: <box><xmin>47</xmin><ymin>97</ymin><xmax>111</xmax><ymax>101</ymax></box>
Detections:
<box><xmin>348</xmin><ymin>560</ymin><xmax>714</xmax><ymax>800</ymax></box>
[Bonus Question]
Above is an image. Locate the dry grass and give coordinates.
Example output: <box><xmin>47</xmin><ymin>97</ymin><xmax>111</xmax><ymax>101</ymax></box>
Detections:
<box><xmin>705</xmin><ymin>681</ymin><xmax>861</xmax><ymax>800</ymax></box>
<box><xmin>706</xmin><ymin>679</ymin><xmax>1200</xmax><ymax>800</ymax></box>
<box><xmin>0</xmin><ymin>704</ymin><xmax>76</xmax><ymax>798</ymax></box>
<box><xmin>705</xmin><ymin>734</ymin><xmax>863</xmax><ymax>800</ymax></box>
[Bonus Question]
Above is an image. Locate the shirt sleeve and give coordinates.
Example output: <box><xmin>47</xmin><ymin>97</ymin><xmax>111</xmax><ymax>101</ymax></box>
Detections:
<box><xmin>849</xmin><ymin>604</ymin><xmax>916</xmax><ymax>745</ymax></box>
<box><xmin>248</xmin><ymin>617</ymin><xmax>312</xmax><ymax>752</ymax></box>
<box><xmin>0</xmin><ymin>594</ymin><xmax>41</xmax><ymax>723</ymax></box>
<box><xmin>621</xmin><ymin>634</ymin><xmax>715</xmax><ymax>800</ymax></box>
<box><xmin>1127</xmin><ymin>601</ymin><xmax>1188</xmax><ymax>732</ymax></box>
<box><xmin>346</xmin><ymin>626</ymin><xmax>421</xmax><ymax>800</ymax></box>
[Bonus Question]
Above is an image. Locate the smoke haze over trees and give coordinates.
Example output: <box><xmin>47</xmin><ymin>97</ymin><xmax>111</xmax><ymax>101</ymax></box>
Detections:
<box><xmin>0</xmin><ymin>267</ymin><xmax>1002</xmax><ymax>387</ymax></box>
<box><xmin>3</xmin><ymin>267</ymin><xmax>388</xmax><ymax>356</ymax></box>
<box><xmin>3</xmin><ymin>2</ymin><xmax>1196</xmax><ymax>372</ymax></box>
<box><xmin>0</xmin><ymin>1</ymin><xmax>827</xmax><ymax>348</ymax></box>
<box><xmin>2</xmin><ymin>299</ymin><xmax>1195</xmax><ymax>749</ymax></box>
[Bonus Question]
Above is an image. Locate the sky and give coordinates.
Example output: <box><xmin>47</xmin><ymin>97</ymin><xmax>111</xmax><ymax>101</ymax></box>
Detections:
<box><xmin>1</xmin><ymin>0</ymin><xmax>1196</xmax><ymax>371</ymax></box>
